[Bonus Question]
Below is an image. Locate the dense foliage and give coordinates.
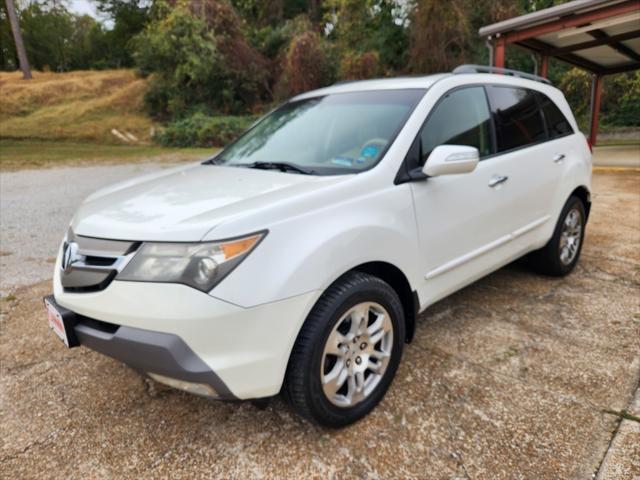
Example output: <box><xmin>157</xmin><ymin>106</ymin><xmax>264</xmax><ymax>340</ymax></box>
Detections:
<box><xmin>154</xmin><ymin>112</ymin><xmax>255</xmax><ymax>146</ymax></box>
<box><xmin>1</xmin><ymin>0</ymin><xmax>638</xmax><ymax>144</ymax></box>
<box><xmin>1</xmin><ymin>0</ymin><xmax>148</xmax><ymax>70</ymax></box>
<box><xmin>134</xmin><ymin>1</ymin><xmax>269</xmax><ymax>117</ymax></box>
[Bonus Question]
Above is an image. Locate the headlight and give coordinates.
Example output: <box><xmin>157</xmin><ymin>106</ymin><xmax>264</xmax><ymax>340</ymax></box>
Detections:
<box><xmin>117</xmin><ymin>232</ymin><xmax>266</xmax><ymax>292</ymax></box>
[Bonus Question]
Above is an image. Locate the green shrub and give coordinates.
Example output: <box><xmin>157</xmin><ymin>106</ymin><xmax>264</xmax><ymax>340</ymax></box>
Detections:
<box><xmin>155</xmin><ymin>113</ymin><xmax>256</xmax><ymax>147</ymax></box>
<box><xmin>603</xmin><ymin>71</ymin><xmax>640</xmax><ymax>127</ymax></box>
<box><xmin>274</xmin><ymin>30</ymin><xmax>334</xmax><ymax>99</ymax></box>
<box><xmin>133</xmin><ymin>2</ymin><xmax>268</xmax><ymax>119</ymax></box>
<box><xmin>557</xmin><ymin>68</ymin><xmax>591</xmax><ymax>131</ymax></box>
<box><xmin>340</xmin><ymin>50</ymin><xmax>380</xmax><ymax>80</ymax></box>
<box><xmin>558</xmin><ymin>68</ymin><xmax>640</xmax><ymax>130</ymax></box>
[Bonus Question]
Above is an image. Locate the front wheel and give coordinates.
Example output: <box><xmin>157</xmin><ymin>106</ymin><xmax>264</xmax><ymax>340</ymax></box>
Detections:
<box><xmin>284</xmin><ymin>272</ymin><xmax>405</xmax><ymax>428</ymax></box>
<box><xmin>529</xmin><ymin>195</ymin><xmax>586</xmax><ymax>276</ymax></box>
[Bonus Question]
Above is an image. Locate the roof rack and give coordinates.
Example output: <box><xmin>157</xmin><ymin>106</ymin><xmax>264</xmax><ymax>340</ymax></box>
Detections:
<box><xmin>453</xmin><ymin>64</ymin><xmax>552</xmax><ymax>85</ymax></box>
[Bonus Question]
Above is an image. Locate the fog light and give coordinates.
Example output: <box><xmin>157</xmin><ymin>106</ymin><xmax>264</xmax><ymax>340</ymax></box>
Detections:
<box><xmin>147</xmin><ymin>372</ymin><xmax>219</xmax><ymax>398</ymax></box>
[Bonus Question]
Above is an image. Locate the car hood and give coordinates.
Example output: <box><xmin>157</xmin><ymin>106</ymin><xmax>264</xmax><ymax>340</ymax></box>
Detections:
<box><xmin>72</xmin><ymin>163</ymin><xmax>346</xmax><ymax>241</ymax></box>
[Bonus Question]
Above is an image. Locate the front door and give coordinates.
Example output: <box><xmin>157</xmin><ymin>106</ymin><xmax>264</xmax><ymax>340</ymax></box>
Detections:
<box><xmin>410</xmin><ymin>86</ymin><xmax>516</xmax><ymax>305</ymax></box>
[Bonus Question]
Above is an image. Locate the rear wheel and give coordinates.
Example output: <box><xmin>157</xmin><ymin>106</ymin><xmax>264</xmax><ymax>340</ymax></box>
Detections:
<box><xmin>529</xmin><ymin>196</ymin><xmax>586</xmax><ymax>276</ymax></box>
<box><xmin>284</xmin><ymin>272</ymin><xmax>405</xmax><ymax>428</ymax></box>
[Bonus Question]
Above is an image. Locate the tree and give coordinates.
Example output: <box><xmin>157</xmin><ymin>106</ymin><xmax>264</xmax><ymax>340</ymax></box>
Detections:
<box><xmin>133</xmin><ymin>1</ymin><xmax>269</xmax><ymax>117</ymax></box>
<box><xmin>0</xmin><ymin>3</ymin><xmax>18</xmax><ymax>70</ymax></box>
<box><xmin>408</xmin><ymin>0</ymin><xmax>518</xmax><ymax>73</ymax></box>
<box><xmin>69</xmin><ymin>15</ymin><xmax>110</xmax><ymax>69</ymax></box>
<box><xmin>20</xmin><ymin>2</ymin><xmax>74</xmax><ymax>71</ymax></box>
<box><xmin>93</xmin><ymin>0</ymin><xmax>150</xmax><ymax>67</ymax></box>
<box><xmin>323</xmin><ymin>0</ymin><xmax>409</xmax><ymax>75</ymax></box>
<box><xmin>231</xmin><ymin>0</ymin><xmax>310</xmax><ymax>27</ymax></box>
<box><xmin>4</xmin><ymin>0</ymin><xmax>31</xmax><ymax>78</ymax></box>
<box><xmin>275</xmin><ymin>30</ymin><xmax>331</xmax><ymax>97</ymax></box>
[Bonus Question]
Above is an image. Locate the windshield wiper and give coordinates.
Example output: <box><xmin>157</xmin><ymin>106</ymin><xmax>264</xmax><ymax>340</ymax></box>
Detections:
<box><xmin>244</xmin><ymin>161</ymin><xmax>316</xmax><ymax>175</ymax></box>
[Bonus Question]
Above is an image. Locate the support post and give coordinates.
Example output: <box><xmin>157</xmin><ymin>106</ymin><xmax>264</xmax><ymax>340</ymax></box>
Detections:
<box><xmin>4</xmin><ymin>0</ymin><xmax>32</xmax><ymax>80</ymax></box>
<box><xmin>486</xmin><ymin>38</ymin><xmax>494</xmax><ymax>67</ymax></box>
<box><xmin>540</xmin><ymin>55</ymin><xmax>549</xmax><ymax>78</ymax></box>
<box><xmin>494</xmin><ymin>36</ymin><xmax>506</xmax><ymax>68</ymax></box>
<box><xmin>589</xmin><ymin>74</ymin><xmax>603</xmax><ymax>147</ymax></box>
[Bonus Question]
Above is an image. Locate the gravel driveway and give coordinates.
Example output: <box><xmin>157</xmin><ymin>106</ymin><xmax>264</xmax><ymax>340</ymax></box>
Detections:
<box><xmin>0</xmin><ymin>163</ymin><xmax>180</xmax><ymax>295</ymax></box>
<box><xmin>1</xmin><ymin>169</ymin><xmax>639</xmax><ymax>479</ymax></box>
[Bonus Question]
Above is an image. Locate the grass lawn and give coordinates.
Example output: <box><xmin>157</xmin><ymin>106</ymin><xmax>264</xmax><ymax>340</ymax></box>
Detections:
<box><xmin>0</xmin><ymin>139</ymin><xmax>216</xmax><ymax>171</ymax></box>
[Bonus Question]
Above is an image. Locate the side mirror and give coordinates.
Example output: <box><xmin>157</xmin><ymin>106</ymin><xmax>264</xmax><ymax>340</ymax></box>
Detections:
<box><xmin>422</xmin><ymin>145</ymin><xmax>479</xmax><ymax>177</ymax></box>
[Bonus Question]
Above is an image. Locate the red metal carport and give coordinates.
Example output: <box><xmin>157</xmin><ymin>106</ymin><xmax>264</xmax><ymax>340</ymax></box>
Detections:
<box><xmin>479</xmin><ymin>0</ymin><xmax>640</xmax><ymax>146</ymax></box>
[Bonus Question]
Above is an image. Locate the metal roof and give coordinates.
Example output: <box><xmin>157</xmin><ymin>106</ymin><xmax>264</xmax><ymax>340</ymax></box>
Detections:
<box><xmin>479</xmin><ymin>0</ymin><xmax>618</xmax><ymax>37</ymax></box>
<box><xmin>479</xmin><ymin>0</ymin><xmax>640</xmax><ymax>75</ymax></box>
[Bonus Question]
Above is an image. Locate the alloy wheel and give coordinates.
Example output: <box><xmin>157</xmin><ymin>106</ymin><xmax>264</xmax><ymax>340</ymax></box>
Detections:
<box><xmin>559</xmin><ymin>207</ymin><xmax>582</xmax><ymax>265</ymax></box>
<box><xmin>320</xmin><ymin>302</ymin><xmax>394</xmax><ymax>407</ymax></box>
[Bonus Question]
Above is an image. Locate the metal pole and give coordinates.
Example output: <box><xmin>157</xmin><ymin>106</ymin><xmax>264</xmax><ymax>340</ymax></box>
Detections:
<box><xmin>4</xmin><ymin>0</ymin><xmax>32</xmax><ymax>79</ymax></box>
<box><xmin>485</xmin><ymin>37</ymin><xmax>494</xmax><ymax>67</ymax></box>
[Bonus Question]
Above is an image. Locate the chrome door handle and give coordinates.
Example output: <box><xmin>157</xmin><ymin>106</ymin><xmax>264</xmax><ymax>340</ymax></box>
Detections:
<box><xmin>553</xmin><ymin>153</ymin><xmax>566</xmax><ymax>163</ymax></box>
<box><xmin>488</xmin><ymin>175</ymin><xmax>508</xmax><ymax>188</ymax></box>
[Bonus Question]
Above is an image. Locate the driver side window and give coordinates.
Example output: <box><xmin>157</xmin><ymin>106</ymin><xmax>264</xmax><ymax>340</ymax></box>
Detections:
<box><xmin>420</xmin><ymin>87</ymin><xmax>492</xmax><ymax>165</ymax></box>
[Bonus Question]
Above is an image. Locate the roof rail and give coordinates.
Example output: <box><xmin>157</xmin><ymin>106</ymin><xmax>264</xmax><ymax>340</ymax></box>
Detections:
<box><xmin>331</xmin><ymin>79</ymin><xmax>359</xmax><ymax>86</ymax></box>
<box><xmin>453</xmin><ymin>64</ymin><xmax>552</xmax><ymax>85</ymax></box>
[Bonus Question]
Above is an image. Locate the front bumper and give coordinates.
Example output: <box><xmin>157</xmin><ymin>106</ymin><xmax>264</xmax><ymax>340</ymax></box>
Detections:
<box><xmin>52</xmin><ymin>270</ymin><xmax>320</xmax><ymax>400</ymax></box>
<box><xmin>45</xmin><ymin>295</ymin><xmax>235</xmax><ymax>398</ymax></box>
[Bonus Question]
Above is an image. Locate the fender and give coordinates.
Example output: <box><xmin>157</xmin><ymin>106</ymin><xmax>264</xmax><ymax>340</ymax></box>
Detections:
<box><xmin>209</xmin><ymin>185</ymin><xmax>424</xmax><ymax>308</ymax></box>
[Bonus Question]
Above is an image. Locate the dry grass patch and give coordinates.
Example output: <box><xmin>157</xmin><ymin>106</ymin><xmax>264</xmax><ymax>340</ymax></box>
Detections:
<box><xmin>0</xmin><ymin>70</ymin><xmax>154</xmax><ymax>144</ymax></box>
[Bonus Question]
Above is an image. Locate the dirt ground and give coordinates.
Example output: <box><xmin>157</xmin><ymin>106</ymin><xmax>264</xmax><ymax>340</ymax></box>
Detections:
<box><xmin>1</xmin><ymin>172</ymin><xmax>639</xmax><ymax>479</ymax></box>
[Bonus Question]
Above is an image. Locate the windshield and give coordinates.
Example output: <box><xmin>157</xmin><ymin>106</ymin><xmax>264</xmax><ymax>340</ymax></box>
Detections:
<box><xmin>212</xmin><ymin>89</ymin><xmax>425</xmax><ymax>175</ymax></box>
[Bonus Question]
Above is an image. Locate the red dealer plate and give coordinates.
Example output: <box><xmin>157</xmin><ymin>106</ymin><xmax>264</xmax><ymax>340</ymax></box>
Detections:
<box><xmin>45</xmin><ymin>298</ymin><xmax>70</xmax><ymax>347</ymax></box>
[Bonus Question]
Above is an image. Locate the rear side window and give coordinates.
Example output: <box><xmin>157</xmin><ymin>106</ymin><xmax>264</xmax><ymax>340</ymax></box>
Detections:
<box><xmin>486</xmin><ymin>86</ymin><xmax>546</xmax><ymax>152</ymax></box>
<box><xmin>420</xmin><ymin>86</ymin><xmax>492</xmax><ymax>163</ymax></box>
<box><xmin>537</xmin><ymin>92</ymin><xmax>573</xmax><ymax>138</ymax></box>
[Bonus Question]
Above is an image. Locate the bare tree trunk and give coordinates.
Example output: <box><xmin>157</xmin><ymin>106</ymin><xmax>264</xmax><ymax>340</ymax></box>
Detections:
<box><xmin>5</xmin><ymin>0</ymin><xmax>32</xmax><ymax>79</ymax></box>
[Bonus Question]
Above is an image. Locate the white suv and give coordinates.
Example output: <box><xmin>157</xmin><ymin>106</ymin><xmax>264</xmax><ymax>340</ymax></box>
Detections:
<box><xmin>45</xmin><ymin>66</ymin><xmax>591</xmax><ymax>427</ymax></box>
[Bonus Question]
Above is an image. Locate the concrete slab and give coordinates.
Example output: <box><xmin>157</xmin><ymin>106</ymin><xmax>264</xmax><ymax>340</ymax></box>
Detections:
<box><xmin>596</xmin><ymin>419</ymin><xmax>640</xmax><ymax>480</ymax></box>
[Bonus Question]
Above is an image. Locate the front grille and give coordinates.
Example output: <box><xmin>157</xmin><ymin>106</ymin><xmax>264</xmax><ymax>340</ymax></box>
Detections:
<box><xmin>60</xmin><ymin>229</ymin><xmax>139</xmax><ymax>293</ymax></box>
<box><xmin>83</xmin><ymin>256</ymin><xmax>118</xmax><ymax>267</ymax></box>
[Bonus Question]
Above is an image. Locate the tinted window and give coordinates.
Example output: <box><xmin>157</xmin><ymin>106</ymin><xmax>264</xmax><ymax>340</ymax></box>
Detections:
<box><xmin>420</xmin><ymin>86</ymin><xmax>492</xmax><ymax>163</ymax></box>
<box><xmin>537</xmin><ymin>92</ymin><xmax>573</xmax><ymax>138</ymax></box>
<box><xmin>487</xmin><ymin>86</ymin><xmax>546</xmax><ymax>152</ymax></box>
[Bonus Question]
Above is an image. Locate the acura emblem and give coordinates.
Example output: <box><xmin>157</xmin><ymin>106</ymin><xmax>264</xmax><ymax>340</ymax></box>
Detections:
<box><xmin>61</xmin><ymin>242</ymin><xmax>79</xmax><ymax>273</ymax></box>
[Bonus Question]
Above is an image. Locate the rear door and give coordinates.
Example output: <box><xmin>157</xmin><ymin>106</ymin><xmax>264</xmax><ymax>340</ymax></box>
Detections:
<box><xmin>536</xmin><ymin>90</ymin><xmax>578</xmax><ymax>211</ymax></box>
<box><xmin>484</xmin><ymin>85</ymin><xmax>558</xmax><ymax>236</ymax></box>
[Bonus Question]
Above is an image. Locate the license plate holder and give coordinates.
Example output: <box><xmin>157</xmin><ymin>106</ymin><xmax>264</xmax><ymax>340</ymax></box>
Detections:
<box><xmin>44</xmin><ymin>296</ymin><xmax>79</xmax><ymax>348</ymax></box>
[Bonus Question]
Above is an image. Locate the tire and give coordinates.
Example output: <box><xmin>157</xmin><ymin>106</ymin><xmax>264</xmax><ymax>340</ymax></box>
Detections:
<box><xmin>529</xmin><ymin>195</ymin><xmax>586</xmax><ymax>277</ymax></box>
<box><xmin>284</xmin><ymin>271</ymin><xmax>405</xmax><ymax>428</ymax></box>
